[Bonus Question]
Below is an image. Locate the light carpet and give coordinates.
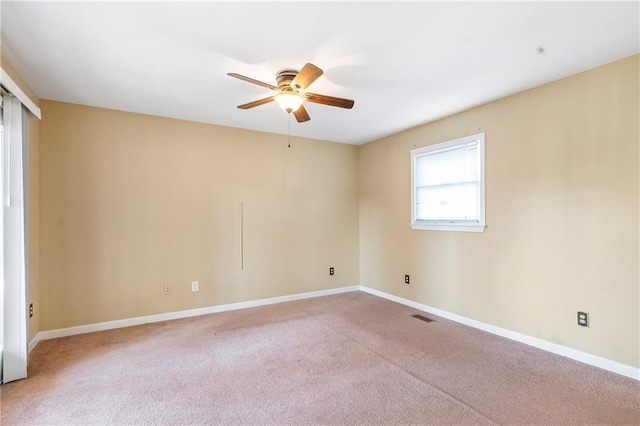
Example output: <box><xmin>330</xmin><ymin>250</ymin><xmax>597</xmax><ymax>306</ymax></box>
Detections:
<box><xmin>1</xmin><ymin>291</ymin><xmax>638</xmax><ymax>425</ymax></box>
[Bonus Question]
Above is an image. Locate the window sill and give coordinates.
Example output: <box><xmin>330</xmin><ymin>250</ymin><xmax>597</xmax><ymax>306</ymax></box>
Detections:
<box><xmin>410</xmin><ymin>222</ymin><xmax>486</xmax><ymax>233</ymax></box>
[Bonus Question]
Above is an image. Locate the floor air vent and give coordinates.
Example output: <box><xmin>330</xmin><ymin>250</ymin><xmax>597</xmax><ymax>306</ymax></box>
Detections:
<box><xmin>412</xmin><ymin>314</ymin><xmax>435</xmax><ymax>323</ymax></box>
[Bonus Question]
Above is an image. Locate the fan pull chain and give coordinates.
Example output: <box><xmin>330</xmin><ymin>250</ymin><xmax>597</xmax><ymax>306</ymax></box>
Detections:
<box><xmin>288</xmin><ymin>113</ymin><xmax>291</xmax><ymax>148</ymax></box>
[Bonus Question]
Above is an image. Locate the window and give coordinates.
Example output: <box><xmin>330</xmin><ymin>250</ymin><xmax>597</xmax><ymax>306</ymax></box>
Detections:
<box><xmin>411</xmin><ymin>133</ymin><xmax>485</xmax><ymax>232</ymax></box>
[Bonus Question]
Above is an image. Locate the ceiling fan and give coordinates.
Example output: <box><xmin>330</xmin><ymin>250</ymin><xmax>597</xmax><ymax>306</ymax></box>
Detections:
<box><xmin>227</xmin><ymin>63</ymin><xmax>354</xmax><ymax>123</ymax></box>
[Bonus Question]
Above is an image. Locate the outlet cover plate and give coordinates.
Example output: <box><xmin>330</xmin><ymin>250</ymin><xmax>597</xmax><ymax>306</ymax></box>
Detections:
<box><xmin>577</xmin><ymin>311</ymin><xmax>589</xmax><ymax>327</ymax></box>
<box><xmin>191</xmin><ymin>281</ymin><xmax>199</xmax><ymax>292</ymax></box>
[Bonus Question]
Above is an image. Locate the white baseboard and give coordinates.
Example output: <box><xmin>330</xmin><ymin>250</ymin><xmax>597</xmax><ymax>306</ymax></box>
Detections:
<box><xmin>359</xmin><ymin>285</ymin><xmax>639</xmax><ymax>381</ymax></box>
<box><xmin>28</xmin><ymin>336</ymin><xmax>40</xmax><ymax>353</ymax></box>
<box><xmin>28</xmin><ymin>284</ymin><xmax>639</xmax><ymax>381</ymax></box>
<box><xmin>28</xmin><ymin>285</ymin><xmax>359</xmax><ymax>352</ymax></box>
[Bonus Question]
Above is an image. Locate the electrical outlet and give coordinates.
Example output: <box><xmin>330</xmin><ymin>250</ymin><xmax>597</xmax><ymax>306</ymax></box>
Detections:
<box><xmin>164</xmin><ymin>284</ymin><xmax>172</xmax><ymax>295</ymax></box>
<box><xmin>405</xmin><ymin>274</ymin><xmax>410</xmax><ymax>284</ymax></box>
<box><xmin>329</xmin><ymin>267</ymin><xmax>334</xmax><ymax>276</ymax></box>
<box><xmin>191</xmin><ymin>281</ymin><xmax>199</xmax><ymax>292</ymax></box>
<box><xmin>577</xmin><ymin>311</ymin><xmax>589</xmax><ymax>327</ymax></box>
<box><xmin>29</xmin><ymin>303</ymin><xmax>33</xmax><ymax>318</ymax></box>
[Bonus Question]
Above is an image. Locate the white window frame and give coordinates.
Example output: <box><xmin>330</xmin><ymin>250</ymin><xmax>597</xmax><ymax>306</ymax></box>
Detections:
<box><xmin>410</xmin><ymin>133</ymin><xmax>486</xmax><ymax>232</ymax></box>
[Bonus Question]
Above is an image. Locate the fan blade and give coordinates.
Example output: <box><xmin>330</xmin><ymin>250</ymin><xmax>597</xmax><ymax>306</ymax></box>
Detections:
<box><xmin>305</xmin><ymin>93</ymin><xmax>354</xmax><ymax>109</ymax></box>
<box><xmin>237</xmin><ymin>96</ymin><xmax>274</xmax><ymax>109</ymax></box>
<box><xmin>227</xmin><ymin>73</ymin><xmax>277</xmax><ymax>90</ymax></box>
<box><xmin>291</xmin><ymin>63</ymin><xmax>323</xmax><ymax>90</ymax></box>
<box><xmin>293</xmin><ymin>104</ymin><xmax>311</xmax><ymax>123</ymax></box>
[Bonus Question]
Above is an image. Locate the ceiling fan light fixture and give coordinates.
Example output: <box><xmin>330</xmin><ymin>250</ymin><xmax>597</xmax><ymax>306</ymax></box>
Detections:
<box><xmin>274</xmin><ymin>91</ymin><xmax>304</xmax><ymax>113</ymax></box>
<box><xmin>229</xmin><ymin>63</ymin><xmax>354</xmax><ymax>122</ymax></box>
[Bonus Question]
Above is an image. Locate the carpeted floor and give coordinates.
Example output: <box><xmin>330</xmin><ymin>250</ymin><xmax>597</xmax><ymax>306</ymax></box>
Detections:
<box><xmin>1</xmin><ymin>291</ymin><xmax>639</xmax><ymax>425</ymax></box>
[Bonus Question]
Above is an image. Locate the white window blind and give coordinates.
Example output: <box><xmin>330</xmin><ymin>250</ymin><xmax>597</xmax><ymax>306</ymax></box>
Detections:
<box><xmin>411</xmin><ymin>133</ymin><xmax>485</xmax><ymax>232</ymax></box>
<box><xmin>1</xmin><ymin>95</ymin><xmax>29</xmax><ymax>383</ymax></box>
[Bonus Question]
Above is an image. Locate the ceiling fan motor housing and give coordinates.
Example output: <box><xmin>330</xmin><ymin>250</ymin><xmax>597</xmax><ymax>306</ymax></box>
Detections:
<box><xmin>276</xmin><ymin>69</ymin><xmax>299</xmax><ymax>88</ymax></box>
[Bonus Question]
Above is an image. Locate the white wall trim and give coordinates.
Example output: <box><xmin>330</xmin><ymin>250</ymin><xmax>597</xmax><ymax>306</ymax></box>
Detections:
<box><xmin>0</xmin><ymin>67</ymin><xmax>41</xmax><ymax>119</ymax></box>
<box><xmin>28</xmin><ymin>285</ymin><xmax>359</xmax><ymax>352</ymax></box>
<box><xmin>359</xmin><ymin>285</ymin><xmax>640</xmax><ymax>381</ymax></box>
<box><xmin>27</xmin><ymin>335</ymin><xmax>40</xmax><ymax>353</ymax></box>
<box><xmin>28</xmin><ymin>284</ymin><xmax>638</xmax><ymax>381</ymax></box>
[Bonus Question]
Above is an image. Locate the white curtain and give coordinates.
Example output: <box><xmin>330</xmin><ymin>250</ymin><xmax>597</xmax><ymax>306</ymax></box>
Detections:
<box><xmin>1</xmin><ymin>95</ymin><xmax>29</xmax><ymax>383</ymax></box>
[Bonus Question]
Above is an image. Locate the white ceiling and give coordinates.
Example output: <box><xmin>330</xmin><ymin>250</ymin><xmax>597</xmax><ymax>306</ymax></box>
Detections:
<box><xmin>1</xmin><ymin>1</ymin><xmax>638</xmax><ymax>145</ymax></box>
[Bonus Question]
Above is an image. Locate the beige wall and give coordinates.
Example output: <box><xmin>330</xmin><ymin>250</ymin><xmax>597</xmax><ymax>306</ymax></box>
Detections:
<box><xmin>35</xmin><ymin>55</ymin><xmax>639</xmax><ymax>369</ymax></box>
<box><xmin>39</xmin><ymin>101</ymin><xmax>359</xmax><ymax>330</ymax></box>
<box><xmin>358</xmin><ymin>55</ymin><xmax>639</xmax><ymax>368</ymax></box>
<box><xmin>28</xmin><ymin>118</ymin><xmax>40</xmax><ymax>342</ymax></box>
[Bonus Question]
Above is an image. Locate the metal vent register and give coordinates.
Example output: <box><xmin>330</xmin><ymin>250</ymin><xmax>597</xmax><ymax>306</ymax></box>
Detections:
<box><xmin>412</xmin><ymin>314</ymin><xmax>435</xmax><ymax>323</ymax></box>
